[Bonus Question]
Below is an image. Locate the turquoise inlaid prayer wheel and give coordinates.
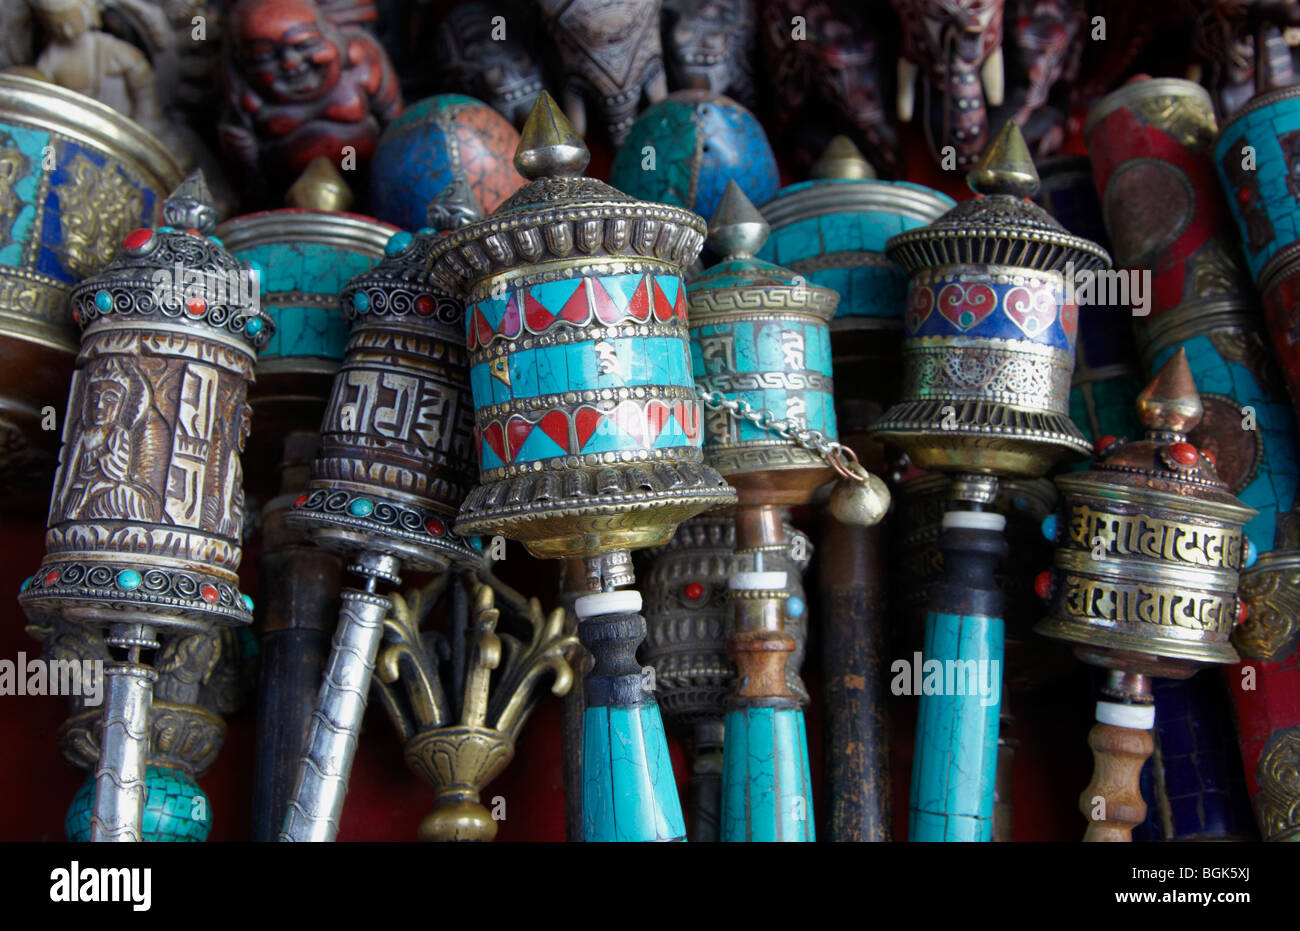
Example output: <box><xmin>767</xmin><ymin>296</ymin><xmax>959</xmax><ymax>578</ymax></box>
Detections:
<box><xmin>871</xmin><ymin>121</ymin><xmax>1110</xmax><ymax>842</ymax></box>
<box><xmin>1214</xmin><ymin>85</ymin><xmax>1300</xmax><ymax>289</ymax></box>
<box><xmin>687</xmin><ymin>181</ymin><xmax>840</xmax><ymax>501</ymax></box>
<box><xmin>429</xmin><ymin>92</ymin><xmax>732</xmax><ymax>843</ymax></box>
<box><xmin>757</xmin><ymin>137</ymin><xmax>955</xmax><ymax>327</ymax></box>
<box><xmin>430</xmin><ymin>93</ymin><xmax>735</xmax><ymax>559</ymax></box>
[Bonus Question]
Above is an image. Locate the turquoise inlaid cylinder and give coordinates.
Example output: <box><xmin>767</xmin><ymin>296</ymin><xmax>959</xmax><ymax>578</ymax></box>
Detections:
<box><xmin>216</xmin><ymin>209</ymin><xmax>396</xmax><ymax>383</ymax></box>
<box><xmin>909</xmin><ymin>611</ymin><xmax>1004</xmax><ymax>842</ymax></box>
<box><xmin>465</xmin><ymin>272</ymin><xmax>700</xmax><ymax>472</ymax></box>
<box><xmin>1213</xmin><ymin>86</ymin><xmax>1300</xmax><ymax>289</ymax></box>
<box><xmin>581</xmin><ymin>703</ymin><xmax>687</xmax><ymax>842</ymax></box>
<box><xmin>686</xmin><ymin>181</ymin><xmax>842</xmax><ymax>501</ymax></box>
<box><xmin>757</xmin><ymin>177</ymin><xmax>955</xmax><ymax>326</ymax></box>
<box><xmin>721</xmin><ymin>706</ymin><xmax>815</xmax><ymax>842</ymax></box>
<box><xmin>66</xmin><ymin>764</ymin><xmax>211</xmax><ymax>842</ymax></box>
<box><xmin>1145</xmin><ymin>334</ymin><xmax>1299</xmax><ymax>554</ymax></box>
<box><xmin>429</xmin><ymin>91</ymin><xmax>736</xmax><ymax>559</ymax></box>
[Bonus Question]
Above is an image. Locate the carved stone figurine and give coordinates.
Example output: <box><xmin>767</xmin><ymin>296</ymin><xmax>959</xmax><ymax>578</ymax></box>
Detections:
<box><xmin>29</xmin><ymin>0</ymin><xmax>172</xmax><ymax>140</ymax></box>
<box><xmin>220</xmin><ymin>0</ymin><xmax>402</xmax><ymax>195</ymax></box>
<box><xmin>435</xmin><ymin>1</ymin><xmax>545</xmax><ymax>128</ymax></box>
<box><xmin>662</xmin><ymin>0</ymin><xmax>757</xmax><ymax>108</ymax></box>
<box><xmin>760</xmin><ymin>0</ymin><xmax>898</xmax><ymax>175</ymax></box>
<box><xmin>892</xmin><ymin>0</ymin><xmax>1006</xmax><ymax>168</ymax></box>
<box><xmin>535</xmin><ymin>0</ymin><xmax>667</xmax><ymax>144</ymax></box>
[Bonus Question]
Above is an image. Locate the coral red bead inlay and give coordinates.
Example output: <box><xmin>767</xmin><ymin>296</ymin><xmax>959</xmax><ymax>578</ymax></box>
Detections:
<box><xmin>1168</xmin><ymin>442</ymin><xmax>1199</xmax><ymax>466</ymax></box>
<box><xmin>123</xmin><ymin>228</ymin><xmax>153</xmax><ymax>250</ymax></box>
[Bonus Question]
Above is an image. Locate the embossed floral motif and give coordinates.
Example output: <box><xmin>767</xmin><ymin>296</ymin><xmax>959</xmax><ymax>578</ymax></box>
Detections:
<box><xmin>58</xmin><ymin>154</ymin><xmax>143</xmax><ymax>278</ymax></box>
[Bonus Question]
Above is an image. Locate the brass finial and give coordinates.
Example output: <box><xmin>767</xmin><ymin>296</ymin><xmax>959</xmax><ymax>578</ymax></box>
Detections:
<box><xmin>811</xmin><ymin>135</ymin><xmax>876</xmax><ymax>180</ymax></box>
<box><xmin>515</xmin><ymin>90</ymin><xmax>589</xmax><ymax>180</ymax></box>
<box><xmin>286</xmin><ymin>157</ymin><xmax>353</xmax><ymax>212</ymax></box>
<box><xmin>1137</xmin><ymin>348</ymin><xmax>1203</xmax><ymax>435</ymax></box>
<box><xmin>162</xmin><ymin>171</ymin><xmax>219</xmax><ymax>233</ymax></box>
<box><xmin>425</xmin><ymin>178</ymin><xmax>484</xmax><ymax>233</ymax></box>
<box><xmin>707</xmin><ymin>181</ymin><xmax>770</xmax><ymax>259</ymax></box>
<box><xmin>967</xmin><ymin>120</ymin><xmax>1039</xmax><ymax>198</ymax></box>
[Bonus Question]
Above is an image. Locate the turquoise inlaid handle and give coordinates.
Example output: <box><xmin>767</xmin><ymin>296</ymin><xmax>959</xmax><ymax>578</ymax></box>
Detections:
<box><xmin>582</xmin><ymin>703</ymin><xmax>686</xmax><ymax>842</ymax></box>
<box><xmin>909</xmin><ymin>610</ymin><xmax>1004</xmax><ymax>842</ymax></box>
<box><xmin>721</xmin><ymin>706</ymin><xmax>815</xmax><ymax>842</ymax></box>
<box><xmin>576</xmin><ymin>591</ymin><xmax>686</xmax><ymax>843</ymax></box>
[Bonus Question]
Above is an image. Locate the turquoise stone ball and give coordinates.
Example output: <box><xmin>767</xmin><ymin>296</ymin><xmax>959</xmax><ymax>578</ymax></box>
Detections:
<box><xmin>66</xmin><ymin>766</ymin><xmax>211</xmax><ymax>842</ymax></box>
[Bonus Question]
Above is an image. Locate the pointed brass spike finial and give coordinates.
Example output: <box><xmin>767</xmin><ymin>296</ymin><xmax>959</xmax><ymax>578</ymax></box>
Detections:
<box><xmin>707</xmin><ymin>180</ymin><xmax>769</xmax><ymax>259</ymax></box>
<box><xmin>1137</xmin><ymin>347</ymin><xmax>1203</xmax><ymax>436</ymax></box>
<box><xmin>967</xmin><ymin>119</ymin><xmax>1039</xmax><ymax>198</ymax></box>
<box><xmin>161</xmin><ymin>170</ymin><xmax>219</xmax><ymax>233</ymax></box>
<box><xmin>515</xmin><ymin>90</ymin><xmax>589</xmax><ymax>180</ymax></box>
<box><xmin>286</xmin><ymin>156</ymin><xmax>353</xmax><ymax>212</ymax></box>
<box><xmin>425</xmin><ymin>178</ymin><xmax>484</xmax><ymax>233</ymax></box>
<box><xmin>812</xmin><ymin>135</ymin><xmax>876</xmax><ymax>180</ymax></box>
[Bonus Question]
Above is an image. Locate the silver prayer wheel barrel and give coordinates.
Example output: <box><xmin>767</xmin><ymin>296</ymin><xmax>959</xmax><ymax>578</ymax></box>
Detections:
<box><xmin>18</xmin><ymin>173</ymin><xmax>270</xmax><ymax>841</ymax></box>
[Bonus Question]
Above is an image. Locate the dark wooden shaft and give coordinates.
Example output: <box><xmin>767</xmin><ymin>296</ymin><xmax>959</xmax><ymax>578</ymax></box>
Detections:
<box><xmin>820</xmin><ymin>515</ymin><xmax>892</xmax><ymax>841</ymax></box>
<box><xmin>251</xmin><ymin>433</ymin><xmax>343</xmax><ymax>841</ymax></box>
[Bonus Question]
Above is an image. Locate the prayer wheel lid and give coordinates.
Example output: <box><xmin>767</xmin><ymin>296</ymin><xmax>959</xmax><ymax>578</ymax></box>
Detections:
<box><xmin>686</xmin><ymin>181</ymin><xmax>838</xmax><ymax>318</ymax></box>
<box><xmin>886</xmin><ymin>121</ymin><xmax>1112</xmax><ymax>275</ymax></box>
<box><xmin>339</xmin><ymin>180</ymin><xmax>481</xmax><ymax>325</ymax></box>
<box><xmin>1056</xmin><ymin>349</ymin><xmax>1256</xmax><ymax>520</ymax></box>
<box><xmin>427</xmin><ymin>92</ymin><xmax>707</xmax><ymax>297</ymax></box>
<box><xmin>68</xmin><ymin>171</ymin><xmax>274</xmax><ymax>354</ymax></box>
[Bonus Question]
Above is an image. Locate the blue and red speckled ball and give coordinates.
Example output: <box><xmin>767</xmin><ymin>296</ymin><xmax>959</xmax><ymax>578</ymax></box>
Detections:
<box><xmin>610</xmin><ymin>91</ymin><xmax>779</xmax><ymax>221</ymax></box>
<box><xmin>370</xmin><ymin>94</ymin><xmax>526</xmax><ymax>232</ymax></box>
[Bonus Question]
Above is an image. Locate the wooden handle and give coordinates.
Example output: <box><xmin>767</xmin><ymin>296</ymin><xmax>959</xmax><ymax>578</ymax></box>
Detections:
<box><xmin>1080</xmin><ymin>722</ymin><xmax>1153</xmax><ymax>842</ymax></box>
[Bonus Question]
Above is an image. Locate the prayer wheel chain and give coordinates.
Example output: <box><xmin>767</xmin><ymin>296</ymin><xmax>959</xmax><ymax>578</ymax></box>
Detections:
<box><xmin>695</xmin><ymin>386</ymin><xmax>864</xmax><ymax>483</ymax></box>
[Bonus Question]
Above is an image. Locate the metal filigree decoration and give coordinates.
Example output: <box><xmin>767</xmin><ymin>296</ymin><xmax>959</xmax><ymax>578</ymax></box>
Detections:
<box><xmin>1235</xmin><ymin>556</ymin><xmax>1300</xmax><ymax>660</ymax></box>
<box><xmin>1255</xmin><ymin>726</ymin><xmax>1300</xmax><ymax>842</ymax></box>
<box><xmin>374</xmin><ymin>571</ymin><xmax>578</xmax><ymax>841</ymax></box>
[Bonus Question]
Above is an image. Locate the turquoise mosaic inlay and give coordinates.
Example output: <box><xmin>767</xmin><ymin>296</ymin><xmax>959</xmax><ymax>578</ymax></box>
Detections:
<box><xmin>0</xmin><ymin>123</ymin><xmax>48</xmax><ymax>270</ymax></box>
<box><xmin>581</xmin><ymin>704</ymin><xmax>686</xmax><ymax>842</ymax></box>
<box><xmin>1152</xmin><ymin>336</ymin><xmax>1300</xmax><ymax>549</ymax></box>
<box><xmin>690</xmin><ymin>318</ymin><xmax>837</xmax><ymax>440</ymax></box>
<box><xmin>909</xmin><ymin>611</ymin><xmax>1004</xmax><ymax>842</ymax></box>
<box><xmin>1215</xmin><ymin>98</ymin><xmax>1300</xmax><ymax>280</ymax></box>
<box><xmin>721</xmin><ymin>706</ymin><xmax>816</xmax><ymax>842</ymax></box>
<box><xmin>66</xmin><ymin>765</ymin><xmax>212</xmax><ymax>842</ymax></box>
<box><xmin>227</xmin><ymin>241</ymin><xmax>380</xmax><ymax>361</ymax></box>
<box><xmin>759</xmin><ymin>179</ymin><xmax>956</xmax><ymax>321</ymax></box>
